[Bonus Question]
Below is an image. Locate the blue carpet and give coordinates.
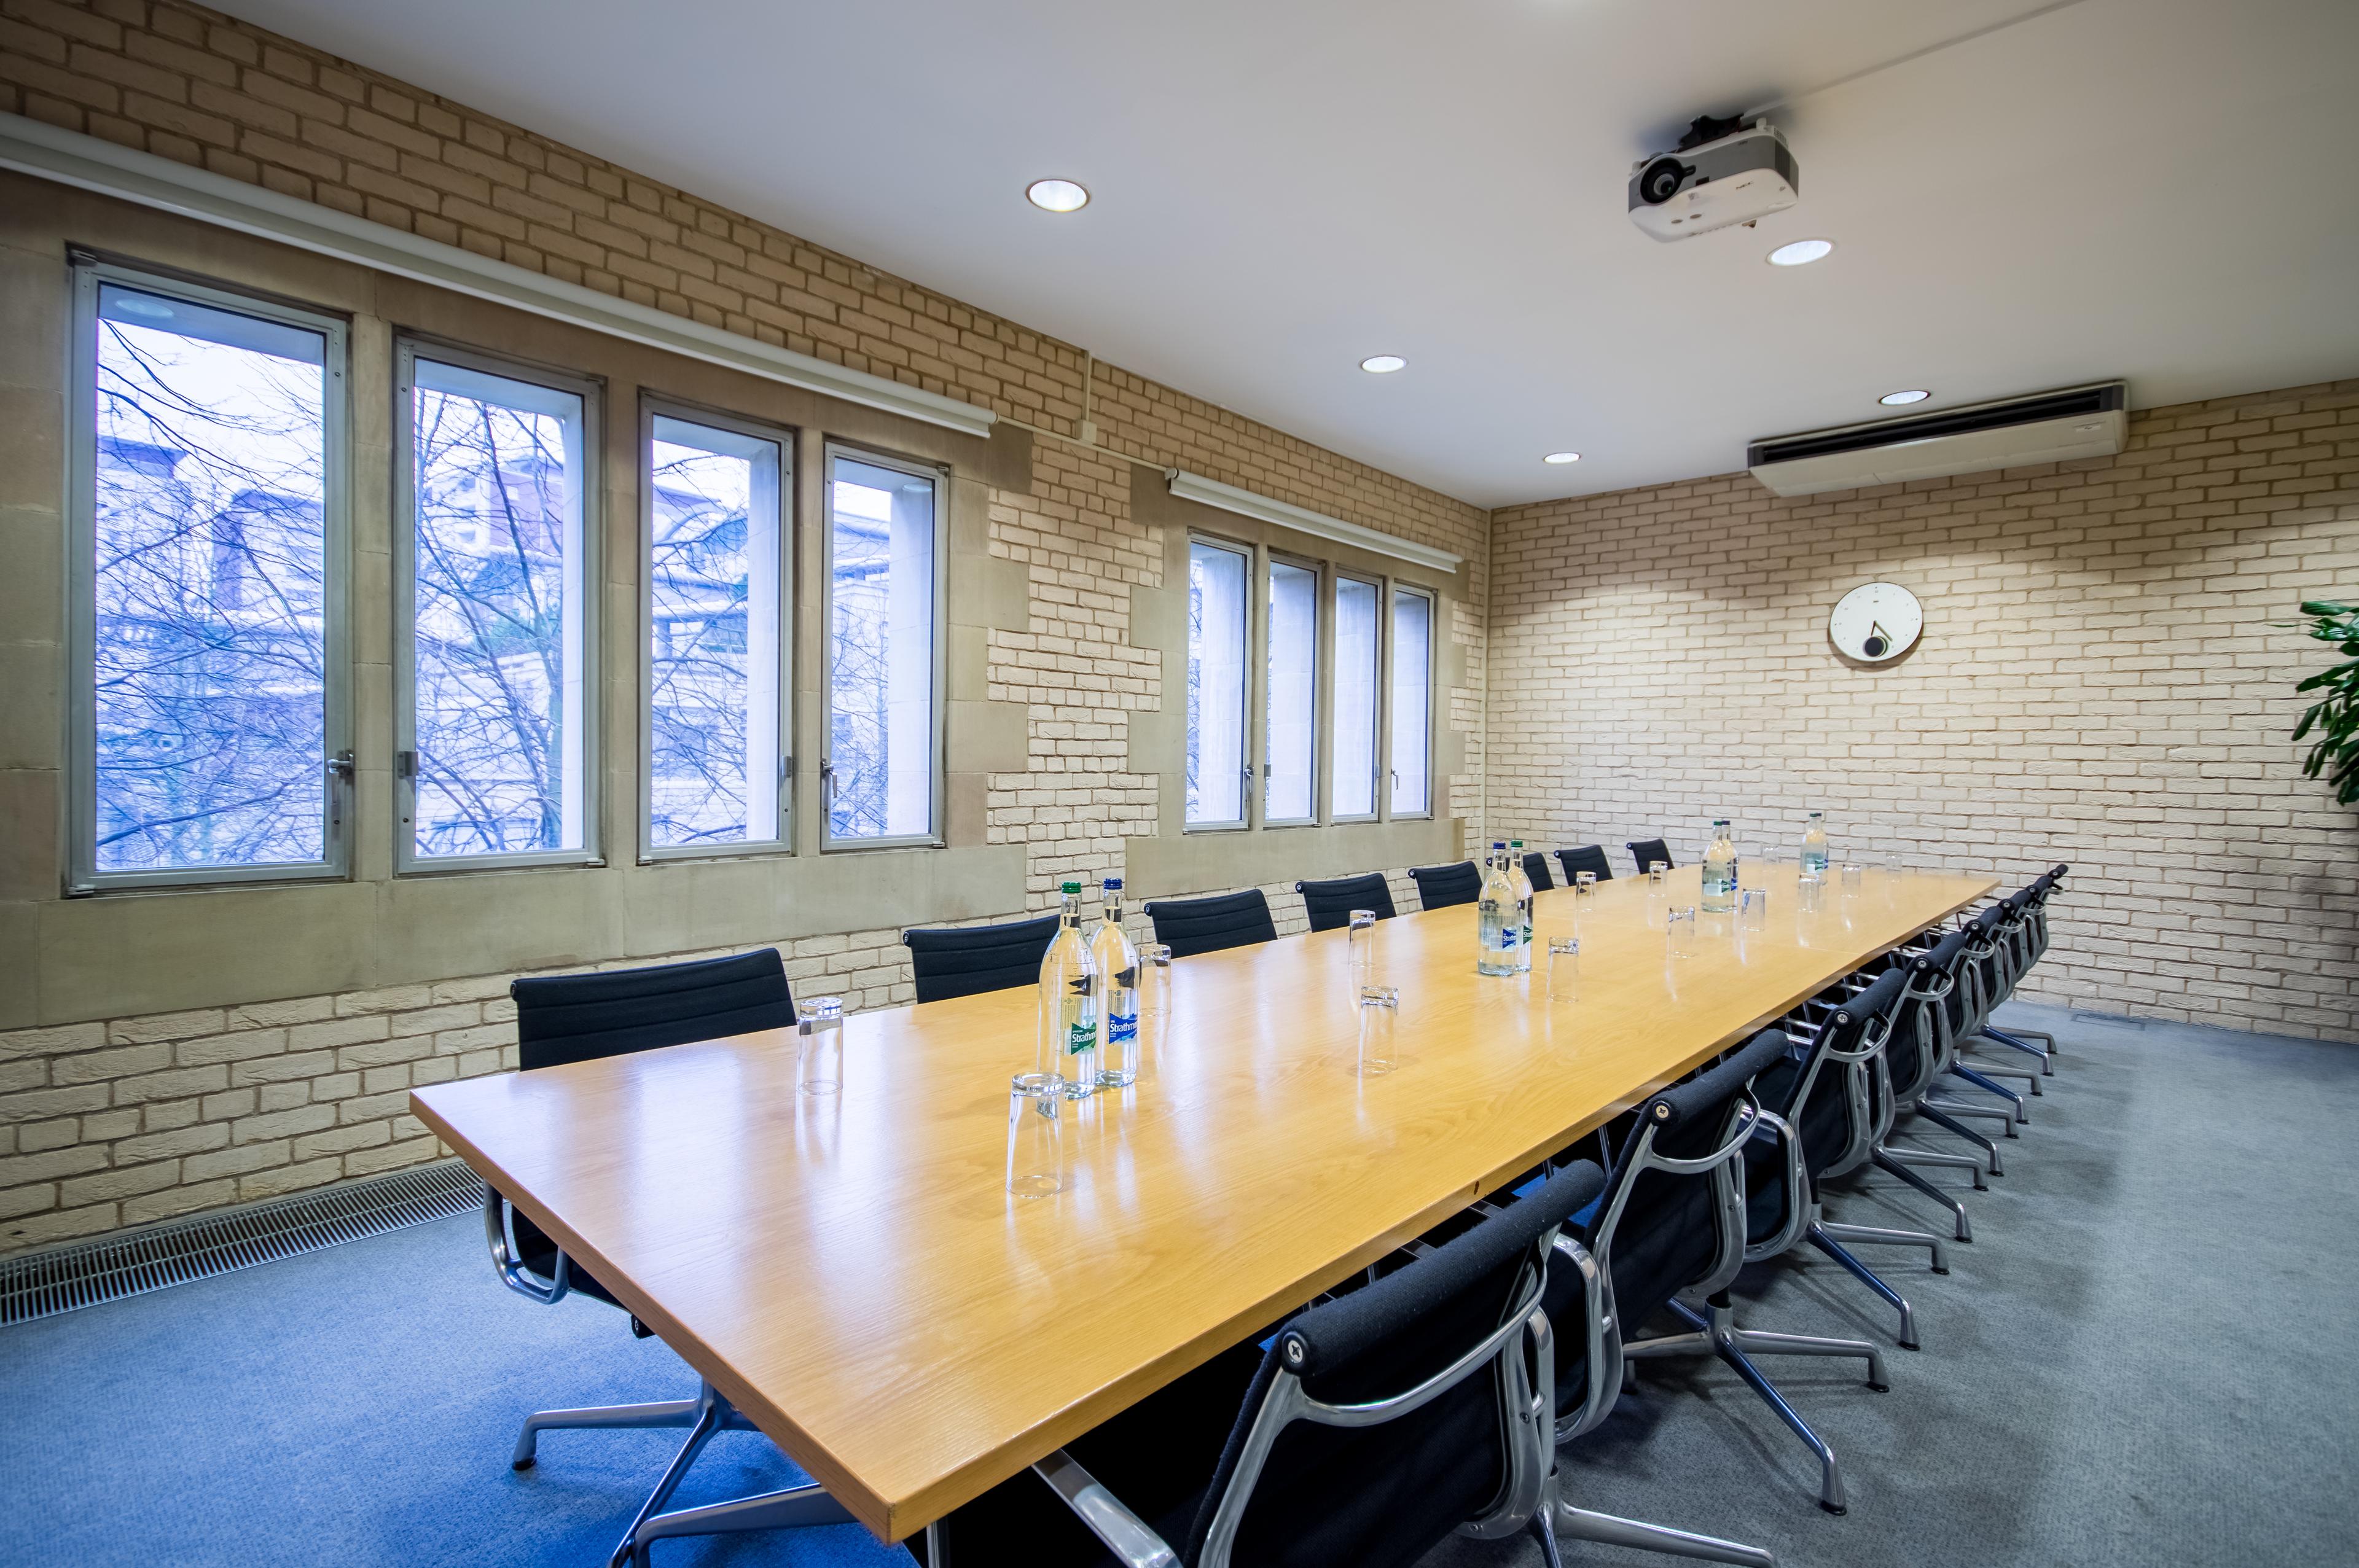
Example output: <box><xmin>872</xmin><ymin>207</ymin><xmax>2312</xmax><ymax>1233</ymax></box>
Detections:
<box><xmin>0</xmin><ymin>1207</ymin><xmax>910</xmax><ymax>1567</ymax></box>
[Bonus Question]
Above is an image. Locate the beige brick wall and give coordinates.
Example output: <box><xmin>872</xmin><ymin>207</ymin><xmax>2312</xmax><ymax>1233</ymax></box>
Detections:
<box><xmin>1485</xmin><ymin>382</ymin><xmax>2359</xmax><ymax>1041</ymax></box>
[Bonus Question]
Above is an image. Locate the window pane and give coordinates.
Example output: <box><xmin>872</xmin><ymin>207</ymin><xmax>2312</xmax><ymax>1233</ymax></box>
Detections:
<box><xmin>1186</xmin><ymin>540</ymin><xmax>1249</xmax><ymax>825</ymax></box>
<box><xmin>408</xmin><ymin>357</ymin><xmax>587</xmax><ymax>859</ymax></box>
<box><xmin>1391</xmin><ymin>588</ymin><xmax>1433</xmax><ymax>816</ymax></box>
<box><xmin>90</xmin><ymin>283</ymin><xmax>331</xmax><ymax>874</ymax></box>
<box><xmin>1266</xmin><ymin>561</ymin><xmax>1318</xmax><ymax>822</ymax></box>
<box><xmin>1332</xmin><ymin>577</ymin><xmax>1380</xmax><ymax>817</ymax></box>
<box><xmin>827</xmin><ymin>454</ymin><xmax>936</xmax><ymax>840</ymax></box>
<box><xmin>649</xmin><ymin>415</ymin><xmax>783</xmax><ymax>850</ymax></box>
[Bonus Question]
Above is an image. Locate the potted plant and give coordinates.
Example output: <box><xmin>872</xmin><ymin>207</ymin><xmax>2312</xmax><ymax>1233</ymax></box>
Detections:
<box><xmin>2292</xmin><ymin>599</ymin><xmax>2359</xmax><ymax>806</ymax></box>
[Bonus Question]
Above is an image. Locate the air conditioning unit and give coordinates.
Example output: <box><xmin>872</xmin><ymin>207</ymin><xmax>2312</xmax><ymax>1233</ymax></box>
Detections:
<box><xmin>1747</xmin><ymin>381</ymin><xmax>2128</xmax><ymax>497</ymax></box>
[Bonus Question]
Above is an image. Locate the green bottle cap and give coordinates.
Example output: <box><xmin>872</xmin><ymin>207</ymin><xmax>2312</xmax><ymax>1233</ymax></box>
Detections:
<box><xmin>1061</xmin><ymin>881</ymin><xmax>1081</xmax><ymax>894</ymax></box>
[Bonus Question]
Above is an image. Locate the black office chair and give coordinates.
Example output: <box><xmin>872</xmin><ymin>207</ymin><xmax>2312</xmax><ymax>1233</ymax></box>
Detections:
<box><xmin>1864</xmin><ymin>929</ymin><xmax>1996</xmax><ymax>1239</ymax></box>
<box><xmin>1407</xmin><ymin>860</ymin><xmax>1483</xmax><ymax>910</ymax></box>
<box><xmin>1521</xmin><ymin>851</ymin><xmax>1555</xmax><ymax>892</ymax></box>
<box><xmin>495</xmin><ymin>951</ymin><xmax>838</xmax><ymax>1564</ymax></box>
<box><xmin>1747</xmin><ymin>967</ymin><xmax>1950</xmax><ymax>1351</ymax></box>
<box><xmin>904</xmin><ymin>913</ymin><xmax>1061</xmax><ymax>1003</ymax></box>
<box><xmin>1555</xmin><ymin>845</ymin><xmax>1613</xmax><ymax>884</ymax></box>
<box><xmin>1626</xmin><ymin>838</ymin><xmax>1673</xmax><ymax>875</ymax></box>
<box><xmin>1294</xmin><ymin>872</ymin><xmax>1397</xmax><ymax>933</ymax></box>
<box><xmin>1142</xmin><ymin>889</ymin><xmax>1278</xmax><ymax>958</ymax></box>
<box><xmin>1591</xmin><ymin>1028</ymin><xmax>1889</xmax><ymax>1516</ymax></box>
<box><xmin>928</xmin><ymin>1163</ymin><xmax>1693</xmax><ymax>1568</ymax></box>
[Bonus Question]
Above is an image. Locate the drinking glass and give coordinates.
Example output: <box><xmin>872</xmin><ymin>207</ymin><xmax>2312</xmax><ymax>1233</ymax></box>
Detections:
<box><xmin>1136</xmin><ymin>943</ymin><xmax>1172</xmax><ymax>1061</ymax></box>
<box><xmin>1797</xmin><ymin>872</ymin><xmax>1825</xmax><ymax>915</ymax></box>
<box><xmin>1346</xmin><ymin>910</ymin><xmax>1377</xmax><ymax>994</ymax></box>
<box><xmin>1547</xmin><ymin>938</ymin><xmax>1580</xmax><ymax>1004</ymax></box>
<box><xmin>1740</xmin><ymin>887</ymin><xmax>1769</xmax><ymax>931</ymax></box>
<box><xmin>1358</xmin><ymin>985</ymin><xmax>1400</xmax><ymax>1075</ymax></box>
<box><xmin>796</xmin><ymin>996</ymin><xmax>843</xmax><ymax>1096</ymax></box>
<box><xmin>1841</xmin><ymin>864</ymin><xmax>1864</xmax><ymax>896</ymax></box>
<box><xmin>1005</xmin><ymin>1073</ymin><xmax>1064</xmax><ymax>1198</ymax></box>
<box><xmin>1647</xmin><ymin>863</ymin><xmax>1669</xmax><ymax>926</ymax></box>
<box><xmin>1666</xmin><ymin>905</ymin><xmax>1697</xmax><ymax>959</ymax></box>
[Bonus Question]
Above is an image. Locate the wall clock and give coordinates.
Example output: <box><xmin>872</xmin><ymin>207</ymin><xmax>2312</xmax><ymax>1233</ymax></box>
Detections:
<box><xmin>1828</xmin><ymin>582</ymin><xmax>1923</xmax><ymax>663</ymax></box>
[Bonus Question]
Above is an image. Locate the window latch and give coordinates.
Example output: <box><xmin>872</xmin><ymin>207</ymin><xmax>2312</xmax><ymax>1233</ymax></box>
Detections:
<box><xmin>396</xmin><ymin>750</ymin><xmax>417</xmax><ymax>781</ymax></box>
<box><xmin>819</xmin><ymin>759</ymin><xmax>835</xmax><ymax>808</ymax></box>
<box><xmin>324</xmin><ymin>751</ymin><xmax>354</xmax><ymax>781</ymax></box>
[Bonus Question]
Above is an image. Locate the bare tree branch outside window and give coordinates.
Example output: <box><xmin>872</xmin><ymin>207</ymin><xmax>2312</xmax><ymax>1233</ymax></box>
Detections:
<box><xmin>90</xmin><ymin>286</ymin><xmax>329</xmax><ymax>873</ymax></box>
<box><xmin>408</xmin><ymin>365</ymin><xmax>582</xmax><ymax>858</ymax></box>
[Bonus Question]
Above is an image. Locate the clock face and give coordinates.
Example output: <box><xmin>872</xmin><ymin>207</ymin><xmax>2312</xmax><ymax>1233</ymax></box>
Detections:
<box><xmin>1828</xmin><ymin>582</ymin><xmax>1923</xmax><ymax>663</ymax></box>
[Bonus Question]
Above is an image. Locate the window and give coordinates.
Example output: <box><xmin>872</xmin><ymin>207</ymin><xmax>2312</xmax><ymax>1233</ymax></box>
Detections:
<box><xmin>70</xmin><ymin>263</ymin><xmax>347</xmax><ymax>891</ymax></box>
<box><xmin>1390</xmin><ymin>587</ymin><xmax>1434</xmax><ymax>817</ymax></box>
<box><xmin>823</xmin><ymin>447</ymin><xmax>941</xmax><ymax>846</ymax></box>
<box><xmin>1186</xmin><ymin>538</ymin><xmax>1251</xmax><ymax>828</ymax></box>
<box><xmin>1331</xmin><ymin>575</ymin><xmax>1381</xmax><ymax>820</ymax></box>
<box><xmin>1264</xmin><ymin>558</ymin><xmax>1319</xmax><ymax>824</ymax></box>
<box><xmin>644</xmin><ymin>407</ymin><xmax>789</xmax><ymax>857</ymax></box>
<box><xmin>396</xmin><ymin>345</ymin><xmax>597</xmax><ymax>868</ymax></box>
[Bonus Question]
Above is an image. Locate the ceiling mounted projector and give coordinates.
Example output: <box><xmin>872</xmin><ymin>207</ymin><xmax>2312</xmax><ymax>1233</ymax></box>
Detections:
<box><xmin>1628</xmin><ymin>115</ymin><xmax>1799</xmax><ymax>241</ymax></box>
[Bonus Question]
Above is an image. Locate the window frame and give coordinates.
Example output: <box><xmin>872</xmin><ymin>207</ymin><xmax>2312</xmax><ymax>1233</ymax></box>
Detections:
<box><xmin>1328</xmin><ymin>568</ymin><xmax>1385</xmax><ymax>825</ymax></box>
<box><xmin>1182</xmin><ymin>529</ymin><xmax>1256</xmax><ymax>834</ymax></box>
<box><xmin>1260</xmin><ymin>547</ymin><xmax>1324</xmax><ymax>830</ymax></box>
<box><xmin>391</xmin><ymin>336</ymin><xmax>603</xmax><ymax>876</ymax></box>
<box><xmin>1385</xmin><ymin>582</ymin><xmax>1438</xmax><ymax>822</ymax></box>
<box><xmin>636</xmin><ymin>396</ymin><xmax>796</xmax><ymax>864</ymax></box>
<box><xmin>818</xmin><ymin>439</ymin><xmax>947</xmax><ymax>853</ymax></box>
<box><xmin>65</xmin><ymin>256</ymin><xmax>354</xmax><ymax>895</ymax></box>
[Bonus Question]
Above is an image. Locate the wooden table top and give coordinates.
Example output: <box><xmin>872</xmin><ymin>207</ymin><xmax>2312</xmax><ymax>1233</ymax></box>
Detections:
<box><xmin>412</xmin><ymin>860</ymin><xmax>1993</xmax><ymax>1542</ymax></box>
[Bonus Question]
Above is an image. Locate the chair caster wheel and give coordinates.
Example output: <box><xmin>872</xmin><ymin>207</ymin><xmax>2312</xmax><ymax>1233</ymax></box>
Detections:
<box><xmin>1821</xmin><ymin>1502</ymin><xmax>1848</xmax><ymax>1516</ymax></box>
<box><xmin>1899</xmin><ymin>1341</ymin><xmax>1920</xmax><ymax>1352</ymax></box>
<box><xmin>512</xmin><ymin>1457</ymin><xmax>536</xmax><ymax>1472</ymax></box>
<box><xmin>1868</xmin><ymin>1381</ymin><xmax>1890</xmax><ymax>1393</ymax></box>
<box><xmin>1933</xmin><ymin>1265</ymin><xmax>1951</xmax><ymax>1276</ymax></box>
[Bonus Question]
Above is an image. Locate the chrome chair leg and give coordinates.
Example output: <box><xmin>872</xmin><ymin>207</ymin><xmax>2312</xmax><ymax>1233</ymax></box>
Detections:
<box><xmin>1918</xmin><ymin>1104</ymin><xmax>2005</xmax><ymax>1174</ymax></box>
<box><xmin>1551</xmin><ymin>1499</ymin><xmax>1778</xmax><ymax>1566</ymax></box>
<box><xmin>630</xmin><ymin>1481</ymin><xmax>853</xmax><ymax>1567</ymax></box>
<box><xmin>1979</xmin><ymin>1027</ymin><xmax>2056</xmax><ymax>1072</ymax></box>
<box><xmin>1805</xmin><ymin>1227</ymin><xmax>1923</xmax><ymax>1350</ymax></box>
<box><xmin>1871</xmin><ymin>1147</ymin><xmax>1974</xmax><ymax>1238</ymax></box>
<box><xmin>1638</xmin><ymin>1297</ymin><xmax>1880</xmax><ymax>1515</ymax></box>
<box><xmin>603</xmin><ymin>1382</ymin><xmax>758</xmax><ymax>1568</ymax></box>
<box><xmin>511</xmin><ymin>1397</ymin><xmax>700</xmax><ymax>1470</ymax></box>
<box><xmin>1962</xmin><ymin>1050</ymin><xmax>2044</xmax><ymax>1096</ymax></box>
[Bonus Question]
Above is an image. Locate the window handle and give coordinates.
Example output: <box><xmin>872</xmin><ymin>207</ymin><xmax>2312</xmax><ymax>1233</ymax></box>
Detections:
<box><xmin>325</xmin><ymin>751</ymin><xmax>354</xmax><ymax>831</ymax></box>
<box><xmin>820</xmin><ymin>759</ymin><xmax>835</xmax><ymax>813</ymax></box>
<box><xmin>324</xmin><ymin>751</ymin><xmax>354</xmax><ymax>781</ymax></box>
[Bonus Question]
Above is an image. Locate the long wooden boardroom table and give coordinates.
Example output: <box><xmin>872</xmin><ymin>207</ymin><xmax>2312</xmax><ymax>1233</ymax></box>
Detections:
<box><xmin>411</xmin><ymin>860</ymin><xmax>1996</xmax><ymax>1545</ymax></box>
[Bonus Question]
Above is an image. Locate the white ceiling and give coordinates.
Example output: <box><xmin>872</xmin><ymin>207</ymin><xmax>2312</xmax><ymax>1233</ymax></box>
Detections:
<box><xmin>216</xmin><ymin>0</ymin><xmax>2359</xmax><ymax>509</ymax></box>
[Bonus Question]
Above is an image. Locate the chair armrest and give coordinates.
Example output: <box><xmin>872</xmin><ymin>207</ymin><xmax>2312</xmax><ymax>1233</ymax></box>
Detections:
<box><xmin>1033</xmin><ymin>1448</ymin><xmax>1181</xmax><ymax>1568</ymax></box>
<box><xmin>1551</xmin><ymin>1231</ymin><xmax>1619</xmax><ymax>1442</ymax></box>
<box><xmin>483</xmin><ymin>1185</ymin><xmax>569</xmax><ymax>1306</ymax></box>
<box><xmin>1742</xmin><ymin>1106</ymin><xmax>1810</xmax><ymax>1263</ymax></box>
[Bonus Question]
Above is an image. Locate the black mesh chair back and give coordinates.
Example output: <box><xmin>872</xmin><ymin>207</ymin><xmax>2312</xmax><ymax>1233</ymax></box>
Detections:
<box><xmin>935</xmin><ymin>1163</ymin><xmax>1600</xmax><ymax>1568</ymax></box>
<box><xmin>1560</xmin><ymin>1029</ymin><xmax>1787</xmax><ymax>1421</ymax></box>
<box><xmin>1627</xmin><ymin>838</ymin><xmax>1674</xmax><ymax>875</ymax></box>
<box><xmin>1555</xmin><ymin>845</ymin><xmax>1613</xmax><ymax>883</ymax></box>
<box><xmin>1520</xmin><ymin>852</ymin><xmax>1555</xmax><ymax>892</ymax></box>
<box><xmin>1406</xmin><ymin>861</ymin><xmax>1483</xmax><ymax>910</ymax></box>
<box><xmin>1742</xmin><ymin>970</ymin><xmax>1904</xmax><ymax>1246</ymax></box>
<box><xmin>511</xmin><ymin>948</ymin><xmax>794</xmax><ymax>1072</ymax></box>
<box><xmin>1179</xmin><ymin>1160</ymin><xmax>1598</xmax><ymax>1567</ymax></box>
<box><xmin>904</xmin><ymin>913</ymin><xmax>1061</xmax><ymax>1004</ymax></box>
<box><xmin>1295</xmin><ymin>872</ymin><xmax>1397</xmax><ymax>933</ymax></box>
<box><xmin>1143</xmin><ymin>889</ymin><xmax>1278</xmax><ymax>959</ymax></box>
<box><xmin>1889</xmin><ymin>929</ymin><xmax>1973</xmax><ymax>1102</ymax></box>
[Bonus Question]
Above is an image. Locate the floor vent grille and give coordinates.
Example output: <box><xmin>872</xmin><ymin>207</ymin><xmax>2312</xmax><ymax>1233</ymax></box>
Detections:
<box><xmin>0</xmin><ymin>1159</ymin><xmax>484</xmax><ymax>1327</ymax></box>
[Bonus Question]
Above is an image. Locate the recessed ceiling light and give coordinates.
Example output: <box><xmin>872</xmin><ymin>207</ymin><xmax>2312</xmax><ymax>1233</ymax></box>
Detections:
<box><xmin>1766</xmin><ymin>238</ymin><xmax>1834</xmax><ymax>267</ymax></box>
<box><xmin>1360</xmin><ymin>354</ymin><xmax>1407</xmax><ymax>374</ymax></box>
<box><xmin>1025</xmin><ymin>178</ymin><xmax>1089</xmax><ymax>213</ymax></box>
<box><xmin>1879</xmin><ymin>389</ymin><xmax>1931</xmax><ymax>406</ymax></box>
<box><xmin>1543</xmin><ymin>451</ymin><xmax>1581</xmax><ymax>464</ymax></box>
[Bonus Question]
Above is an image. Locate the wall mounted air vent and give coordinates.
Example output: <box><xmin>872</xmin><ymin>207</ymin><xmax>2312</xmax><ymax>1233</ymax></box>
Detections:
<box><xmin>1748</xmin><ymin>381</ymin><xmax>2127</xmax><ymax>497</ymax></box>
